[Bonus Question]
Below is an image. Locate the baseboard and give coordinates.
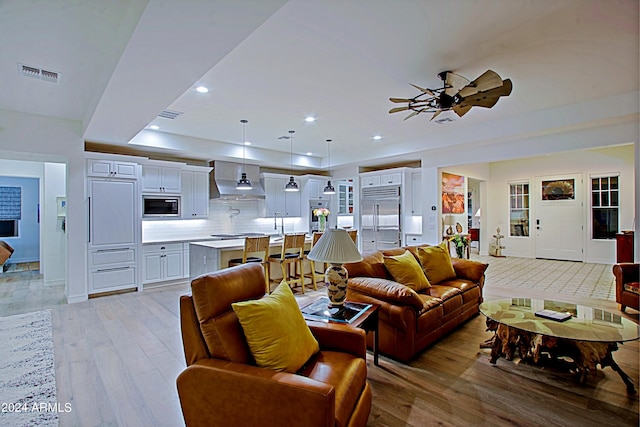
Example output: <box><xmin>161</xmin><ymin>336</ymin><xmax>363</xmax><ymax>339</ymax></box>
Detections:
<box><xmin>67</xmin><ymin>293</ymin><xmax>88</xmax><ymax>304</ymax></box>
<box><xmin>44</xmin><ymin>279</ymin><xmax>64</xmax><ymax>287</ymax></box>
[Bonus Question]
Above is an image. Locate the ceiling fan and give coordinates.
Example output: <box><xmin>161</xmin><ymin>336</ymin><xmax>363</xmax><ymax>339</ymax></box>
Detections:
<box><xmin>389</xmin><ymin>70</ymin><xmax>512</xmax><ymax>121</ymax></box>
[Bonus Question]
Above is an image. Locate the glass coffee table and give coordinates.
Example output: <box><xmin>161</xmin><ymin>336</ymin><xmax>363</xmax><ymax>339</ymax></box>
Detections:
<box><xmin>301</xmin><ymin>297</ymin><xmax>380</xmax><ymax>366</ymax></box>
<box><xmin>480</xmin><ymin>298</ymin><xmax>640</xmax><ymax>393</ymax></box>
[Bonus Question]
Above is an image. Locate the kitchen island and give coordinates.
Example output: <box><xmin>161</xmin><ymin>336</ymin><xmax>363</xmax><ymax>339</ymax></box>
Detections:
<box><xmin>189</xmin><ymin>236</ymin><xmax>312</xmax><ymax>282</ymax></box>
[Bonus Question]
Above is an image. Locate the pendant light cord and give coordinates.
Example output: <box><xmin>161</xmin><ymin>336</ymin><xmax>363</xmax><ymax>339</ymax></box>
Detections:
<box><xmin>327</xmin><ymin>139</ymin><xmax>332</xmax><ymax>175</ymax></box>
<box><xmin>241</xmin><ymin>119</ymin><xmax>248</xmax><ymax>171</ymax></box>
<box><xmin>289</xmin><ymin>130</ymin><xmax>294</xmax><ymax>175</ymax></box>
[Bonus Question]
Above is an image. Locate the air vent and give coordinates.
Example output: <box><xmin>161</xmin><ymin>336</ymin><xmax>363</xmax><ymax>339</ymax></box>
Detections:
<box><xmin>158</xmin><ymin>110</ymin><xmax>183</xmax><ymax>120</ymax></box>
<box><xmin>362</xmin><ymin>185</ymin><xmax>401</xmax><ymax>199</ymax></box>
<box><xmin>18</xmin><ymin>63</ymin><xmax>60</xmax><ymax>84</ymax></box>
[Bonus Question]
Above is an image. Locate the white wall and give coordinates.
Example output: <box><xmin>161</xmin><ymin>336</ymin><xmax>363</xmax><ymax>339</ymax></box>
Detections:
<box><xmin>0</xmin><ymin>108</ymin><xmax>84</xmax><ymax>302</ymax></box>
<box><xmin>142</xmin><ymin>198</ymin><xmax>306</xmax><ymax>243</ymax></box>
<box><xmin>486</xmin><ymin>145</ymin><xmax>635</xmax><ymax>263</ymax></box>
<box><xmin>43</xmin><ymin>162</ymin><xmax>67</xmax><ymax>286</ymax></box>
<box><xmin>0</xmin><ymin>159</ymin><xmax>66</xmax><ymax>284</ymax></box>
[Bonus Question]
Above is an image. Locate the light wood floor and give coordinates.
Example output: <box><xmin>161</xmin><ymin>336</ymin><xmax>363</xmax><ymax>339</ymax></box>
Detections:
<box><xmin>0</xmin><ymin>258</ymin><xmax>638</xmax><ymax>426</ymax></box>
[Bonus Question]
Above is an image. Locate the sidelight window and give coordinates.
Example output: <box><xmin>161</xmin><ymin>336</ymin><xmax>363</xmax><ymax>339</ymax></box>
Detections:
<box><xmin>509</xmin><ymin>182</ymin><xmax>529</xmax><ymax>237</ymax></box>
<box><xmin>591</xmin><ymin>175</ymin><xmax>619</xmax><ymax>240</ymax></box>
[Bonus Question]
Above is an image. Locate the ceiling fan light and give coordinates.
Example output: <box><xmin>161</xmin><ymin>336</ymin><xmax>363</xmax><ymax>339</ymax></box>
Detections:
<box><xmin>236</xmin><ymin>172</ymin><xmax>252</xmax><ymax>190</ymax></box>
<box><xmin>285</xmin><ymin>176</ymin><xmax>299</xmax><ymax>192</ymax></box>
<box><xmin>323</xmin><ymin>180</ymin><xmax>336</xmax><ymax>195</ymax></box>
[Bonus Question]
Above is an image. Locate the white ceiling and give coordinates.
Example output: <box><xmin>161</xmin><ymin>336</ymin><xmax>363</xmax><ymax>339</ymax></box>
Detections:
<box><xmin>1</xmin><ymin>0</ymin><xmax>638</xmax><ymax>170</ymax></box>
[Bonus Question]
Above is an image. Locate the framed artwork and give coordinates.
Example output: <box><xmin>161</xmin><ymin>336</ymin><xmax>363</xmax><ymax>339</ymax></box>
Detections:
<box><xmin>442</xmin><ymin>172</ymin><xmax>465</xmax><ymax>214</ymax></box>
<box><xmin>541</xmin><ymin>179</ymin><xmax>575</xmax><ymax>200</ymax></box>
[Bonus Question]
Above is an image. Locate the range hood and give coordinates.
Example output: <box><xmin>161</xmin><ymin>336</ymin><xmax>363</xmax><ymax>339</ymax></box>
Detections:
<box><xmin>209</xmin><ymin>160</ymin><xmax>265</xmax><ymax>199</ymax></box>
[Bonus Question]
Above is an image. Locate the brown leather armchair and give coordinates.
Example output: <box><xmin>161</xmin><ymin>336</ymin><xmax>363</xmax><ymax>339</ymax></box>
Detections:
<box><xmin>613</xmin><ymin>263</ymin><xmax>639</xmax><ymax>312</ymax></box>
<box><xmin>177</xmin><ymin>263</ymin><xmax>372</xmax><ymax>427</ymax></box>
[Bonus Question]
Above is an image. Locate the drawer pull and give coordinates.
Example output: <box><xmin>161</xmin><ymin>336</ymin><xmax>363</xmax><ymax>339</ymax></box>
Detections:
<box><xmin>96</xmin><ymin>266</ymin><xmax>130</xmax><ymax>273</ymax></box>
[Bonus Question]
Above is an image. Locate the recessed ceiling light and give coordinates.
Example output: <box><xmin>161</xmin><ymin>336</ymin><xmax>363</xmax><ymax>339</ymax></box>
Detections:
<box><xmin>196</xmin><ymin>86</ymin><xmax>209</xmax><ymax>93</ymax></box>
<box><xmin>306</xmin><ymin>152</ymin><xmax>313</xmax><ymax>156</ymax></box>
<box><xmin>244</xmin><ymin>141</ymin><xmax>252</xmax><ymax>146</ymax></box>
<box><xmin>304</xmin><ymin>116</ymin><xmax>316</xmax><ymax>122</ymax></box>
<box><xmin>373</xmin><ymin>135</ymin><xmax>382</xmax><ymax>140</ymax></box>
<box><xmin>149</xmin><ymin>125</ymin><xmax>159</xmax><ymax>130</ymax></box>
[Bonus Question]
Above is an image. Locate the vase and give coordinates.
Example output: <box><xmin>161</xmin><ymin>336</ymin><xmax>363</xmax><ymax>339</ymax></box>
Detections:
<box><xmin>319</xmin><ymin>215</ymin><xmax>326</xmax><ymax>232</ymax></box>
<box><xmin>326</xmin><ymin>264</ymin><xmax>348</xmax><ymax>306</ymax></box>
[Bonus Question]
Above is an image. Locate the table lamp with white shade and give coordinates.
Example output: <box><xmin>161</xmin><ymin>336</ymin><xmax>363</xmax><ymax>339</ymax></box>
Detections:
<box><xmin>306</xmin><ymin>228</ymin><xmax>363</xmax><ymax>307</ymax></box>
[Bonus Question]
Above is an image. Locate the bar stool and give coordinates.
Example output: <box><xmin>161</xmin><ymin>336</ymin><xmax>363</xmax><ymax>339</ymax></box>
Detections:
<box><xmin>228</xmin><ymin>236</ymin><xmax>271</xmax><ymax>293</ymax></box>
<box><xmin>268</xmin><ymin>233</ymin><xmax>306</xmax><ymax>293</ymax></box>
<box><xmin>304</xmin><ymin>232</ymin><xmax>325</xmax><ymax>289</ymax></box>
<box><xmin>347</xmin><ymin>229</ymin><xmax>358</xmax><ymax>244</ymax></box>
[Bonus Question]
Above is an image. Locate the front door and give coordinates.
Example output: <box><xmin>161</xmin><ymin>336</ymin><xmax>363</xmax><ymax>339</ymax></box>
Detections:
<box><xmin>534</xmin><ymin>174</ymin><xmax>584</xmax><ymax>261</ymax></box>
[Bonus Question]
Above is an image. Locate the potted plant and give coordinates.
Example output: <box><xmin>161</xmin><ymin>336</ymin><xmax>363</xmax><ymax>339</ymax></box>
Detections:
<box><xmin>449</xmin><ymin>234</ymin><xmax>470</xmax><ymax>258</ymax></box>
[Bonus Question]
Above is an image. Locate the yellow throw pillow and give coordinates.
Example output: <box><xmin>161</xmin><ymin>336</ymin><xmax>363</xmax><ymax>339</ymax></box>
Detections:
<box><xmin>417</xmin><ymin>242</ymin><xmax>457</xmax><ymax>285</ymax></box>
<box><xmin>232</xmin><ymin>281</ymin><xmax>319</xmax><ymax>373</ymax></box>
<box><xmin>384</xmin><ymin>250</ymin><xmax>431</xmax><ymax>291</ymax></box>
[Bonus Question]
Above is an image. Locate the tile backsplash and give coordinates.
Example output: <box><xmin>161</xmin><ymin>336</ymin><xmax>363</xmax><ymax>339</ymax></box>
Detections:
<box><xmin>142</xmin><ymin>199</ymin><xmax>305</xmax><ymax>242</ymax></box>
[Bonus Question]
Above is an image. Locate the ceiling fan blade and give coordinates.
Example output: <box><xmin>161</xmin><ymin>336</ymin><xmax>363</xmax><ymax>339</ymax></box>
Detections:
<box><xmin>453</xmin><ymin>104</ymin><xmax>473</xmax><ymax>117</ymax></box>
<box><xmin>410</xmin><ymin>83</ymin><xmax>435</xmax><ymax>96</ymax></box>
<box><xmin>429</xmin><ymin>110</ymin><xmax>443</xmax><ymax>121</ymax></box>
<box><xmin>457</xmin><ymin>70</ymin><xmax>503</xmax><ymax>98</ymax></box>
<box><xmin>461</xmin><ymin>96</ymin><xmax>500</xmax><ymax>109</ymax></box>
<box><xmin>444</xmin><ymin>72</ymin><xmax>469</xmax><ymax>96</ymax></box>
<box><xmin>389</xmin><ymin>97</ymin><xmax>415</xmax><ymax>103</ymax></box>
<box><xmin>458</xmin><ymin>79</ymin><xmax>513</xmax><ymax>107</ymax></box>
<box><xmin>389</xmin><ymin>106</ymin><xmax>411</xmax><ymax>114</ymax></box>
<box><xmin>403</xmin><ymin>110</ymin><xmax>421</xmax><ymax>120</ymax></box>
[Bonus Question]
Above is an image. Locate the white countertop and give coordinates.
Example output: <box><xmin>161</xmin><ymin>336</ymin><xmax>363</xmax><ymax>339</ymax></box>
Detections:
<box><xmin>189</xmin><ymin>236</ymin><xmax>311</xmax><ymax>250</ymax></box>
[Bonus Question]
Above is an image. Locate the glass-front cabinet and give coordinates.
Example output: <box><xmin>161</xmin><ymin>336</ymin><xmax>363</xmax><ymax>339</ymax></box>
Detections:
<box><xmin>338</xmin><ymin>180</ymin><xmax>354</xmax><ymax>214</ymax></box>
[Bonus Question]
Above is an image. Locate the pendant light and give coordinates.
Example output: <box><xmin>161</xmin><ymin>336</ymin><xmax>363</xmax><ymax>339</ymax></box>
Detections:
<box><xmin>323</xmin><ymin>139</ymin><xmax>336</xmax><ymax>195</ymax></box>
<box><xmin>284</xmin><ymin>130</ymin><xmax>299</xmax><ymax>192</ymax></box>
<box><xmin>236</xmin><ymin>119</ymin><xmax>252</xmax><ymax>190</ymax></box>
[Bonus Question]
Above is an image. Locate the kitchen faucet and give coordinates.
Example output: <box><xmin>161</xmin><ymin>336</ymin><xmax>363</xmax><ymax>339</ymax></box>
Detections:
<box><xmin>274</xmin><ymin>212</ymin><xmax>284</xmax><ymax>235</ymax></box>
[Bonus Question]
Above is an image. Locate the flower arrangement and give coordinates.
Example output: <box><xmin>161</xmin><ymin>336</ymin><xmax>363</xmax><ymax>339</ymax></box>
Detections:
<box><xmin>313</xmin><ymin>208</ymin><xmax>330</xmax><ymax>217</ymax></box>
<box><xmin>449</xmin><ymin>234</ymin><xmax>470</xmax><ymax>258</ymax></box>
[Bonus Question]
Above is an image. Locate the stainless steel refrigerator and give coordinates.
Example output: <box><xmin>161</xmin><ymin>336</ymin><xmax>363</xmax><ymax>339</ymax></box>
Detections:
<box><xmin>360</xmin><ymin>186</ymin><xmax>402</xmax><ymax>252</ymax></box>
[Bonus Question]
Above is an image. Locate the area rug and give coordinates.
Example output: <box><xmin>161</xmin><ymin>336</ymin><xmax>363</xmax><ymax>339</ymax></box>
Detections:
<box><xmin>0</xmin><ymin>310</ymin><xmax>58</xmax><ymax>426</ymax></box>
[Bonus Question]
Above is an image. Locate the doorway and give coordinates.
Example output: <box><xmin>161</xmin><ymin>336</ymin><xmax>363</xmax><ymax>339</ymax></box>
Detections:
<box><xmin>534</xmin><ymin>174</ymin><xmax>584</xmax><ymax>261</ymax></box>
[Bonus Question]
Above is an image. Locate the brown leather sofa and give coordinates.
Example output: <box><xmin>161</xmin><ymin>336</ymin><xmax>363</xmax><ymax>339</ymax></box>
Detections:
<box><xmin>345</xmin><ymin>245</ymin><xmax>488</xmax><ymax>363</ymax></box>
<box><xmin>177</xmin><ymin>263</ymin><xmax>372</xmax><ymax>427</ymax></box>
<box><xmin>613</xmin><ymin>263</ymin><xmax>639</xmax><ymax>312</ymax></box>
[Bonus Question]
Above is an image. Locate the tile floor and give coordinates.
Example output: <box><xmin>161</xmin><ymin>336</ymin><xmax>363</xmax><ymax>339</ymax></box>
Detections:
<box><xmin>0</xmin><ymin>256</ymin><xmax>625</xmax><ymax>318</ymax></box>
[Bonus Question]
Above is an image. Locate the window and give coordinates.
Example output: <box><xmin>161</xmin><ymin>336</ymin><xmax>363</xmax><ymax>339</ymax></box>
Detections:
<box><xmin>591</xmin><ymin>175</ymin><xmax>619</xmax><ymax>239</ymax></box>
<box><xmin>0</xmin><ymin>220</ymin><xmax>18</xmax><ymax>237</ymax></box>
<box><xmin>509</xmin><ymin>183</ymin><xmax>529</xmax><ymax>237</ymax></box>
<box><xmin>0</xmin><ymin>186</ymin><xmax>21</xmax><ymax>237</ymax></box>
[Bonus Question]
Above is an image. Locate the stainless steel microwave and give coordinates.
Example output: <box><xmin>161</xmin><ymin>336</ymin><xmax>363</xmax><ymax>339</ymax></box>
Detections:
<box><xmin>143</xmin><ymin>196</ymin><xmax>180</xmax><ymax>217</ymax></box>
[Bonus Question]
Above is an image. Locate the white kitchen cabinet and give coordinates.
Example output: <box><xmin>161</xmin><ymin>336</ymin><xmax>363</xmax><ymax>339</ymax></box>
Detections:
<box><xmin>405</xmin><ymin>234</ymin><xmax>423</xmax><ymax>246</ymax></box>
<box><xmin>361</xmin><ymin>172</ymin><xmax>402</xmax><ymax>188</ymax></box>
<box><xmin>262</xmin><ymin>174</ymin><xmax>301</xmax><ymax>217</ymax></box>
<box><xmin>88</xmin><ymin>179</ymin><xmax>137</xmax><ymax>249</ymax></box>
<box><xmin>306</xmin><ymin>178</ymin><xmax>331</xmax><ymax>200</ymax></box>
<box><xmin>338</xmin><ymin>180</ymin><xmax>354</xmax><ymax>214</ymax></box>
<box><xmin>410</xmin><ymin>171</ymin><xmax>422</xmax><ymax>215</ymax></box>
<box><xmin>361</xmin><ymin>175</ymin><xmax>380</xmax><ymax>187</ymax></box>
<box><xmin>142</xmin><ymin>164</ymin><xmax>181</xmax><ymax>193</ymax></box>
<box><xmin>380</xmin><ymin>172</ymin><xmax>402</xmax><ymax>186</ymax></box>
<box><xmin>181</xmin><ymin>169</ymin><xmax>209</xmax><ymax>218</ymax></box>
<box><xmin>142</xmin><ymin>243</ymin><xmax>184</xmax><ymax>284</ymax></box>
<box><xmin>87</xmin><ymin>158</ymin><xmax>137</xmax><ymax>179</ymax></box>
<box><xmin>87</xmin><ymin>177</ymin><xmax>140</xmax><ymax>294</ymax></box>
